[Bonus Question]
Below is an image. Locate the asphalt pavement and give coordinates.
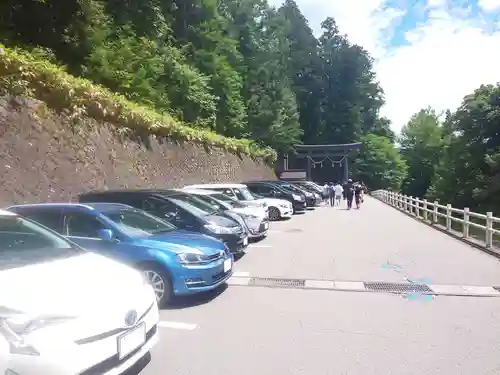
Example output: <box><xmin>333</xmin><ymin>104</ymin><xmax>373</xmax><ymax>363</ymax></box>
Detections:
<box><xmin>139</xmin><ymin>197</ymin><xmax>500</xmax><ymax>375</ymax></box>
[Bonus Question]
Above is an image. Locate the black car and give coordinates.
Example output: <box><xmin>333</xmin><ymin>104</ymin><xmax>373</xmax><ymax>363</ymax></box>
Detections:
<box><xmin>287</xmin><ymin>180</ymin><xmax>324</xmax><ymax>196</ymax></box>
<box><xmin>79</xmin><ymin>189</ymin><xmax>249</xmax><ymax>254</ymax></box>
<box><xmin>279</xmin><ymin>181</ymin><xmax>323</xmax><ymax>205</ymax></box>
<box><xmin>243</xmin><ymin>181</ymin><xmax>307</xmax><ymax>213</ymax></box>
<box><xmin>257</xmin><ymin>180</ymin><xmax>317</xmax><ymax>208</ymax></box>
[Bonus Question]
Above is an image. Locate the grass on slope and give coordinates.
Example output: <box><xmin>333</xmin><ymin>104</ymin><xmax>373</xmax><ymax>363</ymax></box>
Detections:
<box><xmin>0</xmin><ymin>44</ymin><xmax>276</xmax><ymax>162</ymax></box>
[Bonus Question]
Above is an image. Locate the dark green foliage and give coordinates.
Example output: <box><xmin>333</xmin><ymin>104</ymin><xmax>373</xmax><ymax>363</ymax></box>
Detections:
<box><xmin>401</xmin><ymin>84</ymin><xmax>500</xmax><ymax>214</ymax></box>
<box><xmin>1</xmin><ymin>0</ymin><xmax>404</xmax><ymax>184</ymax></box>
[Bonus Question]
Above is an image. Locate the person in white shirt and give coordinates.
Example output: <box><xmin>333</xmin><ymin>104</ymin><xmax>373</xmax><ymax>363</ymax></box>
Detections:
<box><xmin>322</xmin><ymin>183</ymin><xmax>329</xmax><ymax>204</ymax></box>
<box><xmin>334</xmin><ymin>183</ymin><xmax>343</xmax><ymax>207</ymax></box>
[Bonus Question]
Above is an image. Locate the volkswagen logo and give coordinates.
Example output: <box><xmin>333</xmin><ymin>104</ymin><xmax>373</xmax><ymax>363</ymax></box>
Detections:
<box><xmin>219</xmin><ymin>250</ymin><xmax>225</xmax><ymax>258</ymax></box>
<box><xmin>124</xmin><ymin>310</ymin><xmax>138</xmax><ymax>326</ymax></box>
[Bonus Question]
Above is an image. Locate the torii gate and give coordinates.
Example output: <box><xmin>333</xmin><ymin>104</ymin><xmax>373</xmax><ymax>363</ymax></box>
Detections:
<box><xmin>284</xmin><ymin>143</ymin><xmax>362</xmax><ymax>181</ymax></box>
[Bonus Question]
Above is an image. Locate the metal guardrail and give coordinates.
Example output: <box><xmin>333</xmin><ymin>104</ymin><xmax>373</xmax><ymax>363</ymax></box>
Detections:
<box><xmin>372</xmin><ymin>190</ymin><xmax>500</xmax><ymax>249</ymax></box>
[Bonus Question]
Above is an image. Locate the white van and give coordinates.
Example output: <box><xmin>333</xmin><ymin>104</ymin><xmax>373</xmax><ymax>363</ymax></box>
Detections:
<box><xmin>184</xmin><ymin>183</ymin><xmax>293</xmax><ymax>221</ymax></box>
<box><xmin>0</xmin><ymin>209</ymin><xmax>159</xmax><ymax>375</ymax></box>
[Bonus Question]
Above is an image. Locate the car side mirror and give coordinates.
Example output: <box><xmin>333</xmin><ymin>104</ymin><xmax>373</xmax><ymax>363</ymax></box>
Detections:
<box><xmin>270</xmin><ymin>190</ymin><xmax>277</xmax><ymax>196</ymax></box>
<box><xmin>97</xmin><ymin>229</ymin><xmax>114</xmax><ymax>241</ymax></box>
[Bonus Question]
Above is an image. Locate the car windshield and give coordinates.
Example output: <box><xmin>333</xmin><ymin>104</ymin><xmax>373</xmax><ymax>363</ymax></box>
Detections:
<box><xmin>296</xmin><ymin>183</ymin><xmax>314</xmax><ymax>192</ymax></box>
<box><xmin>209</xmin><ymin>193</ymin><xmax>247</xmax><ymax>208</ymax></box>
<box><xmin>252</xmin><ymin>193</ymin><xmax>266</xmax><ymax>199</ymax></box>
<box><xmin>193</xmin><ymin>194</ymin><xmax>228</xmax><ymax>212</ymax></box>
<box><xmin>0</xmin><ymin>215</ymin><xmax>82</xmax><ymax>270</ymax></box>
<box><xmin>234</xmin><ymin>187</ymin><xmax>255</xmax><ymax>201</ymax></box>
<box><xmin>167</xmin><ymin>193</ymin><xmax>219</xmax><ymax>216</ymax></box>
<box><xmin>102</xmin><ymin>208</ymin><xmax>177</xmax><ymax>236</ymax></box>
<box><xmin>283</xmin><ymin>184</ymin><xmax>302</xmax><ymax>193</ymax></box>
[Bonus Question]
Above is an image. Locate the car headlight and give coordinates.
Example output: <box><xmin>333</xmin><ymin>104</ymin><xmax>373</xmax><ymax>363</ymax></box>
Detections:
<box><xmin>204</xmin><ymin>223</ymin><xmax>233</xmax><ymax>234</ymax></box>
<box><xmin>292</xmin><ymin>194</ymin><xmax>302</xmax><ymax>201</ymax></box>
<box><xmin>0</xmin><ymin>314</ymin><xmax>71</xmax><ymax>356</ymax></box>
<box><xmin>177</xmin><ymin>252</ymin><xmax>217</xmax><ymax>264</ymax></box>
<box><xmin>279</xmin><ymin>203</ymin><xmax>288</xmax><ymax>208</ymax></box>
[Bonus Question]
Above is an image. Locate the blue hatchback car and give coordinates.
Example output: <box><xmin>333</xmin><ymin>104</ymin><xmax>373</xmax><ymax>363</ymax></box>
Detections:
<box><xmin>7</xmin><ymin>203</ymin><xmax>234</xmax><ymax>306</ymax></box>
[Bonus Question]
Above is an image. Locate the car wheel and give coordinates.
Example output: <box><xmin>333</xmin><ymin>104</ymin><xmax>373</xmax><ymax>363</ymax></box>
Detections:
<box><xmin>268</xmin><ymin>206</ymin><xmax>281</xmax><ymax>221</ymax></box>
<box><xmin>141</xmin><ymin>263</ymin><xmax>173</xmax><ymax>307</ymax></box>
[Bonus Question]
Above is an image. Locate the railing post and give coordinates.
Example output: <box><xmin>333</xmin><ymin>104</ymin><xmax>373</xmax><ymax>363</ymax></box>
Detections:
<box><xmin>409</xmin><ymin>197</ymin><xmax>413</xmax><ymax>214</ymax></box>
<box><xmin>433</xmin><ymin>201</ymin><xmax>438</xmax><ymax>223</ymax></box>
<box><xmin>463</xmin><ymin>207</ymin><xmax>469</xmax><ymax>238</ymax></box>
<box><xmin>486</xmin><ymin>212</ymin><xmax>493</xmax><ymax>248</ymax></box>
<box><xmin>404</xmin><ymin>195</ymin><xmax>408</xmax><ymax>211</ymax></box>
<box><xmin>423</xmin><ymin>199</ymin><xmax>428</xmax><ymax>221</ymax></box>
<box><xmin>416</xmin><ymin>199</ymin><xmax>420</xmax><ymax>218</ymax></box>
<box><xmin>446</xmin><ymin>204</ymin><xmax>452</xmax><ymax>230</ymax></box>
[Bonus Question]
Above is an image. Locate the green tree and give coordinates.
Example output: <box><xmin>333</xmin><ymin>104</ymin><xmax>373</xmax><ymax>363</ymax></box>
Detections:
<box><xmin>399</xmin><ymin>108</ymin><xmax>442</xmax><ymax>198</ymax></box>
<box><xmin>354</xmin><ymin>134</ymin><xmax>407</xmax><ymax>190</ymax></box>
<box><xmin>223</xmin><ymin>0</ymin><xmax>302</xmax><ymax>151</ymax></box>
<box><xmin>316</xmin><ymin>17</ymin><xmax>383</xmax><ymax>145</ymax></box>
<box><xmin>430</xmin><ymin>84</ymin><xmax>500</xmax><ymax>213</ymax></box>
<box><xmin>279</xmin><ymin>0</ymin><xmax>323</xmax><ymax>144</ymax></box>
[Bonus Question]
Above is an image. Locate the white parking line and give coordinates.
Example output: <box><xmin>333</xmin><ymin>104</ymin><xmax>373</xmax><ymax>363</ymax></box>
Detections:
<box><xmin>248</xmin><ymin>244</ymin><xmax>273</xmax><ymax>248</ymax></box>
<box><xmin>158</xmin><ymin>321</ymin><xmax>198</xmax><ymax>330</ymax></box>
<box><xmin>232</xmin><ymin>271</ymin><xmax>251</xmax><ymax>277</ymax></box>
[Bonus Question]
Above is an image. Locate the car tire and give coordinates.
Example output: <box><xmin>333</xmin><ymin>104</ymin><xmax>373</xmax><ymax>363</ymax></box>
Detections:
<box><xmin>268</xmin><ymin>206</ymin><xmax>281</xmax><ymax>221</ymax></box>
<box><xmin>140</xmin><ymin>263</ymin><xmax>173</xmax><ymax>308</ymax></box>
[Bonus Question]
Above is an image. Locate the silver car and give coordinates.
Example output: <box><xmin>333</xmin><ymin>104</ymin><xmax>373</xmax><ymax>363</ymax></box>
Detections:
<box><xmin>180</xmin><ymin>189</ymin><xmax>269</xmax><ymax>239</ymax></box>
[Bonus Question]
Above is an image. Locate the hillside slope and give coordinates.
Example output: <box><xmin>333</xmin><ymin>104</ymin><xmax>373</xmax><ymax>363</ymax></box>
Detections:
<box><xmin>0</xmin><ymin>95</ymin><xmax>275</xmax><ymax>205</ymax></box>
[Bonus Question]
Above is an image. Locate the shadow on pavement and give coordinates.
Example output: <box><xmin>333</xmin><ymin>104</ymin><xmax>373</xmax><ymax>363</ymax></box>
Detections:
<box><xmin>163</xmin><ymin>283</ymin><xmax>228</xmax><ymax>311</ymax></box>
<box><xmin>233</xmin><ymin>252</ymin><xmax>246</xmax><ymax>261</ymax></box>
<box><xmin>249</xmin><ymin>235</ymin><xmax>266</xmax><ymax>244</ymax></box>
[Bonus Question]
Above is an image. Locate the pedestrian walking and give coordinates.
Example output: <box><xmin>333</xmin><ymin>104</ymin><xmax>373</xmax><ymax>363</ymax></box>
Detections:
<box><xmin>343</xmin><ymin>179</ymin><xmax>355</xmax><ymax>210</ymax></box>
<box><xmin>322</xmin><ymin>182</ymin><xmax>329</xmax><ymax>205</ymax></box>
<box><xmin>334</xmin><ymin>182</ymin><xmax>343</xmax><ymax>207</ymax></box>
<box><xmin>328</xmin><ymin>182</ymin><xmax>335</xmax><ymax>207</ymax></box>
<box><xmin>354</xmin><ymin>182</ymin><xmax>363</xmax><ymax>209</ymax></box>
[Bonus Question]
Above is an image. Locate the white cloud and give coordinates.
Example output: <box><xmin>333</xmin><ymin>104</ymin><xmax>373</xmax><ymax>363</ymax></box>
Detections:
<box><xmin>478</xmin><ymin>0</ymin><xmax>500</xmax><ymax>11</ymax></box>
<box><xmin>377</xmin><ymin>7</ymin><xmax>500</xmax><ymax>131</ymax></box>
<box><xmin>269</xmin><ymin>0</ymin><xmax>500</xmax><ymax>133</ymax></box>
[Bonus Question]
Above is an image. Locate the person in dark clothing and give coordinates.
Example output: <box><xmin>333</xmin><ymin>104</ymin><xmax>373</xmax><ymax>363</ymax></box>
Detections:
<box><xmin>354</xmin><ymin>183</ymin><xmax>363</xmax><ymax>209</ymax></box>
<box><xmin>328</xmin><ymin>182</ymin><xmax>335</xmax><ymax>207</ymax></box>
<box><xmin>343</xmin><ymin>179</ymin><xmax>355</xmax><ymax>210</ymax></box>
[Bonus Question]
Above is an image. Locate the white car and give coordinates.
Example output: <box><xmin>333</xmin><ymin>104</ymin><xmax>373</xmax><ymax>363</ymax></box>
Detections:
<box><xmin>181</xmin><ymin>188</ymin><xmax>270</xmax><ymax>239</ymax></box>
<box><xmin>0</xmin><ymin>210</ymin><xmax>159</xmax><ymax>375</ymax></box>
<box><xmin>184</xmin><ymin>183</ymin><xmax>293</xmax><ymax>221</ymax></box>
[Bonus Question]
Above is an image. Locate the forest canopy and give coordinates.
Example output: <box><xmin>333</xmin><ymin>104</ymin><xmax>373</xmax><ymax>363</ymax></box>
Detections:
<box><xmin>1</xmin><ymin>0</ymin><xmax>497</xmax><ymax>210</ymax></box>
<box><xmin>0</xmin><ymin>0</ymin><xmax>395</xmax><ymax>151</ymax></box>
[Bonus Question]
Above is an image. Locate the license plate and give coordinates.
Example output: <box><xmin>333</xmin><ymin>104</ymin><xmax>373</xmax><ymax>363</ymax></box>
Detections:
<box><xmin>264</xmin><ymin>222</ymin><xmax>269</xmax><ymax>230</ymax></box>
<box><xmin>243</xmin><ymin>236</ymin><xmax>248</xmax><ymax>246</ymax></box>
<box><xmin>223</xmin><ymin>258</ymin><xmax>232</xmax><ymax>272</ymax></box>
<box><xmin>118</xmin><ymin>323</ymin><xmax>146</xmax><ymax>359</ymax></box>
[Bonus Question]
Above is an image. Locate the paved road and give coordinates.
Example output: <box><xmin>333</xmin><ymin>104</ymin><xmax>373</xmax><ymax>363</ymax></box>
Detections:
<box><xmin>140</xmin><ymin>197</ymin><xmax>500</xmax><ymax>375</ymax></box>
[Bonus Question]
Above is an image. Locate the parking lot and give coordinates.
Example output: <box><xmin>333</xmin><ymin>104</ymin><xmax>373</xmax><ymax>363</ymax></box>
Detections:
<box><xmin>140</xmin><ymin>197</ymin><xmax>500</xmax><ymax>375</ymax></box>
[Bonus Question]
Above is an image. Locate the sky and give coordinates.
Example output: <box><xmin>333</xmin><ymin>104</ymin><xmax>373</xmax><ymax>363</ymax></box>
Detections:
<box><xmin>268</xmin><ymin>0</ymin><xmax>500</xmax><ymax>132</ymax></box>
